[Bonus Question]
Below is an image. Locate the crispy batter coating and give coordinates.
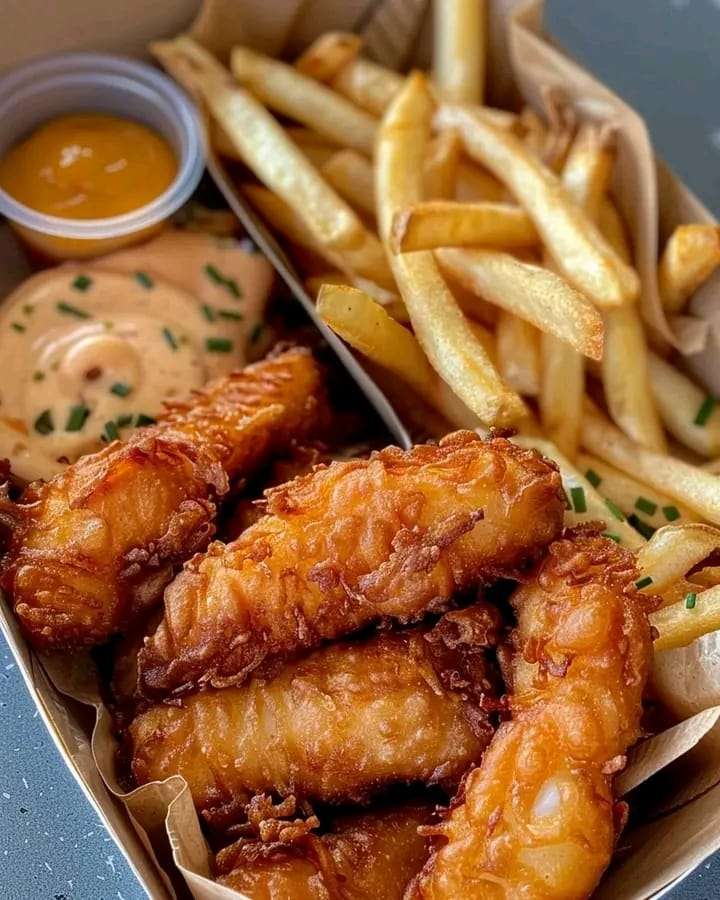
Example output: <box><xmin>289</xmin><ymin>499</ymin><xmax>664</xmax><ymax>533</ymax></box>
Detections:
<box><xmin>129</xmin><ymin>612</ymin><xmax>500</xmax><ymax>829</ymax></box>
<box><xmin>216</xmin><ymin>802</ymin><xmax>436</xmax><ymax>899</ymax></box>
<box><xmin>139</xmin><ymin>432</ymin><xmax>564</xmax><ymax>699</ymax></box>
<box><xmin>2</xmin><ymin>348</ymin><xmax>325</xmax><ymax>650</ymax></box>
<box><xmin>409</xmin><ymin>529</ymin><xmax>654</xmax><ymax>900</ymax></box>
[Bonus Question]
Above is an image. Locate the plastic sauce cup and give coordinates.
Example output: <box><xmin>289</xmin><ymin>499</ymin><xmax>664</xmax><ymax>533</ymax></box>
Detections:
<box><xmin>0</xmin><ymin>52</ymin><xmax>204</xmax><ymax>261</ymax></box>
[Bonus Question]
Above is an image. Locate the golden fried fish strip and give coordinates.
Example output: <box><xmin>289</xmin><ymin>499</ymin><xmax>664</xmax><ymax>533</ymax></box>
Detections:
<box><xmin>3</xmin><ymin>348</ymin><xmax>325</xmax><ymax>650</ymax></box>
<box><xmin>130</xmin><ymin>621</ymin><xmax>498</xmax><ymax>829</ymax></box>
<box><xmin>139</xmin><ymin>432</ymin><xmax>564</xmax><ymax>699</ymax></box>
<box><xmin>410</xmin><ymin>530</ymin><xmax>654</xmax><ymax>900</ymax></box>
<box><xmin>216</xmin><ymin>803</ymin><xmax>435</xmax><ymax>899</ymax></box>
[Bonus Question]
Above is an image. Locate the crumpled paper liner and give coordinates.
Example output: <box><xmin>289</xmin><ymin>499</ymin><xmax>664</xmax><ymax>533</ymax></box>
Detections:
<box><xmin>2</xmin><ymin>1</ymin><xmax>720</xmax><ymax>898</ymax></box>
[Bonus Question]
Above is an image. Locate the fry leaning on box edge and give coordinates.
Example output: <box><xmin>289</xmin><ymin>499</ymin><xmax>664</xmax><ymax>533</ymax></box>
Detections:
<box><xmin>1</xmin><ymin>1</ymin><xmax>720</xmax><ymax>898</ymax></box>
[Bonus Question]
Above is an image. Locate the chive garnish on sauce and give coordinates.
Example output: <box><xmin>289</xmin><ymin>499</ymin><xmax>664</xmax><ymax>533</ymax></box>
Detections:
<box><xmin>57</xmin><ymin>301</ymin><xmax>90</xmax><ymax>319</ymax></box>
<box><xmin>604</xmin><ymin>498</ymin><xmax>625</xmax><ymax>521</ymax></box>
<box><xmin>663</xmin><ymin>505</ymin><xmax>680</xmax><ymax>522</ymax></box>
<box><xmin>116</xmin><ymin>413</ymin><xmax>133</xmax><ymax>428</ymax></box>
<box><xmin>218</xmin><ymin>309</ymin><xmax>243</xmax><ymax>321</ymax></box>
<box><xmin>694</xmin><ymin>396</ymin><xmax>717</xmax><ymax>427</ymax></box>
<box><xmin>65</xmin><ymin>404</ymin><xmax>90</xmax><ymax>432</ymax></box>
<box><xmin>685</xmin><ymin>592</ymin><xmax>697</xmax><ymax>609</ymax></box>
<box><xmin>162</xmin><ymin>327</ymin><xmax>179</xmax><ymax>350</ymax></box>
<box><xmin>250</xmin><ymin>323</ymin><xmax>264</xmax><ymax>344</ymax></box>
<box><xmin>135</xmin><ymin>413</ymin><xmax>156</xmax><ymax>427</ymax></box>
<box><xmin>585</xmin><ymin>468</ymin><xmax>601</xmax><ymax>488</ymax></box>
<box><xmin>628</xmin><ymin>514</ymin><xmax>656</xmax><ymax>540</ymax></box>
<box><xmin>72</xmin><ymin>274</ymin><xmax>92</xmax><ymax>292</ymax></box>
<box><xmin>135</xmin><ymin>271</ymin><xmax>154</xmax><ymax>289</ymax></box>
<box><xmin>202</xmin><ymin>305</ymin><xmax>216</xmax><ymax>322</ymax></box>
<box><xmin>570</xmin><ymin>486</ymin><xmax>587</xmax><ymax>514</ymax></box>
<box><xmin>635</xmin><ymin>496</ymin><xmax>657</xmax><ymax>517</ymax></box>
<box><xmin>603</xmin><ymin>532</ymin><xmax>621</xmax><ymax>543</ymax></box>
<box><xmin>103</xmin><ymin>420</ymin><xmax>120</xmax><ymax>442</ymax></box>
<box><xmin>11</xmin><ymin>322</ymin><xmax>25</xmax><ymax>333</ymax></box>
<box><xmin>635</xmin><ymin>576</ymin><xmax>653</xmax><ymax>590</ymax></box>
<box><xmin>34</xmin><ymin>409</ymin><xmax>54</xmax><ymax>435</ymax></box>
<box><xmin>110</xmin><ymin>382</ymin><xmax>132</xmax><ymax>398</ymax></box>
<box><xmin>205</xmin><ymin>337</ymin><xmax>233</xmax><ymax>353</ymax></box>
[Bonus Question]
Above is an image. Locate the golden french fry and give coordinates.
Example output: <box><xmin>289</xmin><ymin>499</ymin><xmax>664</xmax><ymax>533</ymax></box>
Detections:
<box><xmin>496</xmin><ymin>312</ymin><xmax>540</xmax><ymax>397</ymax></box>
<box><xmin>317</xmin><ymin>283</ymin><xmax>477</xmax><ymax>429</ymax></box>
<box><xmin>519</xmin><ymin>107</ymin><xmax>547</xmax><ymax>158</ymax></box>
<box><xmin>231</xmin><ymin>45</ymin><xmax>377</xmax><ymax>154</ymax></box>
<box><xmin>321</xmin><ymin>150</ymin><xmax>376</xmax><ymax>218</ymax></box>
<box><xmin>539</xmin><ymin>333</ymin><xmax>584</xmax><ymax>459</ymax></box>
<box><xmin>376</xmin><ymin>72</ymin><xmax>524</xmax><ymax>426</ymax></box>
<box><xmin>454</xmin><ymin>161</ymin><xmax>506</xmax><ymax>202</ymax></box>
<box><xmin>560</xmin><ymin>122</ymin><xmax>614</xmax><ymax>222</ymax></box>
<box><xmin>651</xmin><ymin>584</ymin><xmax>720</xmax><ymax>651</ymax></box>
<box><xmin>541</xmin><ymin>112</ymin><xmax>576</xmax><ymax>173</ymax></box>
<box><xmin>433</xmin><ymin>0</ymin><xmax>486</xmax><ymax>103</ymax></box>
<box><xmin>435</xmin><ymin>248</ymin><xmax>603</xmax><ymax>359</ymax></box>
<box><xmin>391</xmin><ymin>201</ymin><xmax>538</xmax><ymax>253</ymax></box>
<box><xmin>648</xmin><ymin>352</ymin><xmax>720</xmax><ymax>458</ymax></box>
<box><xmin>577</xmin><ymin>453</ymin><xmax>697</xmax><ymax>533</ymax></box>
<box><xmin>638</xmin><ymin>524</ymin><xmax>720</xmax><ymax>593</ymax></box>
<box><xmin>690</xmin><ymin>566</ymin><xmax>720</xmax><ymax>589</ymax></box>
<box><xmin>294</xmin><ymin>32</ymin><xmax>362</xmax><ymax>81</ymax></box>
<box><xmin>285</xmin><ymin>127</ymin><xmax>340</xmax><ymax>167</ymax></box>
<box><xmin>306</xmin><ymin>273</ymin><xmax>408</xmax><ymax>322</ymax></box>
<box><xmin>582</xmin><ymin>400</ymin><xmax>720</xmax><ymax>526</ymax></box>
<box><xmin>598</xmin><ymin>197</ymin><xmax>632</xmax><ymax>262</ymax></box>
<box><xmin>514</xmin><ymin>436</ymin><xmax>644</xmax><ymax>548</ymax></box>
<box><xmin>434</xmin><ymin>103</ymin><xmax>640</xmax><ymax>307</ymax></box>
<box><xmin>423</xmin><ymin>131</ymin><xmax>462</xmax><ymax>200</ymax></box>
<box><xmin>658</xmin><ymin>224</ymin><xmax>720</xmax><ymax>314</ymax></box>
<box><xmin>331</xmin><ymin>57</ymin><xmax>403</xmax><ymax>116</ymax></box>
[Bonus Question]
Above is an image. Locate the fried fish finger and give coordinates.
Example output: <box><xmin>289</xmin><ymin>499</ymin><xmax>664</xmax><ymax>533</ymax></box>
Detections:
<box><xmin>130</xmin><ymin>608</ymin><xmax>501</xmax><ymax>830</ymax></box>
<box><xmin>215</xmin><ymin>802</ymin><xmax>435</xmax><ymax>899</ymax></box>
<box><xmin>410</xmin><ymin>529</ymin><xmax>654</xmax><ymax>900</ymax></box>
<box><xmin>3</xmin><ymin>348</ymin><xmax>325</xmax><ymax>650</ymax></box>
<box><xmin>139</xmin><ymin>432</ymin><xmax>564</xmax><ymax>699</ymax></box>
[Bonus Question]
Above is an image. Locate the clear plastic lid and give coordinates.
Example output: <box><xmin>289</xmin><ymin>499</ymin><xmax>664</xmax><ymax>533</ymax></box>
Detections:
<box><xmin>0</xmin><ymin>52</ymin><xmax>205</xmax><ymax>239</ymax></box>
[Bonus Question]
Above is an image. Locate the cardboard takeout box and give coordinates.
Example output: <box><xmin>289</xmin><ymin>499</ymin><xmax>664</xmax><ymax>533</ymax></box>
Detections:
<box><xmin>2</xmin><ymin>1</ymin><xmax>720</xmax><ymax>898</ymax></box>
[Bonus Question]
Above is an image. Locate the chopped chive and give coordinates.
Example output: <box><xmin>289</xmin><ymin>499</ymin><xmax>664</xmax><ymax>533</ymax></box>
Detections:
<box><xmin>628</xmin><ymin>514</ymin><xmax>656</xmax><ymax>540</ymax></box>
<box><xmin>103</xmin><ymin>420</ymin><xmax>120</xmax><ymax>442</ymax></box>
<box><xmin>204</xmin><ymin>263</ymin><xmax>224</xmax><ymax>285</ymax></box>
<box><xmin>11</xmin><ymin>322</ymin><xmax>26</xmax><ymax>333</ymax></box>
<box><xmin>663</xmin><ymin>505</ymin><xmax>681</xmax><ymax>522</ymax></box>
<box><xmin>585</xmin><ymin>468</ymin><xmax>601</xmax><ymax>488</ymax></box>
<box><xmin>204</xmin><ymin>263</ymin><xmax>243</xmax><ymax>298</ymax></box>
<box><xmin>65</xmin><ymin>404</ymin><xmax>90</xmax><ymax>432</ymax></box>
<box><xmin>135</xmin><ymin>413</ymin><xmax>156</xmax><ymax>427</ymax></box>
<box><xmin>135</xmin><ymin>271</ymin><xmax>154</xmax><ymax>289</ymax></box>
<box><xmin>603</xmin><ymin>532</ymin><xmax>621</xmax><ymax>543</ymax></box>
<box><xmin>635</xmin><ymin>496</ymin><xmax>658</xmax><ymax>517</ymax></box>
<box><xmin>570</xmin><ymin>485</ymin><xmax>587</xmax><ymax>513</ymax></box>
<box><xmin>604</xmin><ymin>498</ymin><xmax>625</xmax><ymax>521</ymax></box>
<box><xmin>694</xmin><ymin>396</ymin><xmax>717</xmax><ymax>426</ymax></box>
<box><xmin>116</xmin><ymin>413</ymin><xmax>133</xmax><ymax>427</ymax></box>
<box><xmin>217</xmin><ymin>309</ymin><xmax>243</xmax><ymax>321</ymax></box>
<box><xmin>34</xmin><ymin>409</ymin><xmax>54</xmax><ymax>435</ymax></box>
<box><xmin>685</xmin><ymin>592</ymin><xmax>697</xmax><ymax>610</ymax></box>
<box><xmin>162</xmin><ymin>327</ymin><xmax>179</xmax><ymax>351</ymax></box>
<box><xmin>250</xmin><ymin>323</ymin><xmax>264</xmax><ymax>344</ymax></box>
<box><xmin>110</xmin><ymin>382</ymin><xmax>132</xmax><ymax>398</ymax></box>
<box><xmin>72</xmin><ymin>274</ymin><xmax>92</xmax><ymax>292</ymax></box>
<box><xmin>201</xmin><ymin>305</ymin><xmax>216</xmax><ymax>322</ymax></box>
<box><xmin>32</xmin><ymin>371</ymin><xmax>45</xmax><ymax>382</ymax></box>
<box><xmin>635</xmin><ymin>576</ymin><xmax>653</xmax><ymax>590</ymax></box>
<box><xmin>22</xmin><ymin>303</ymin><xmax>34</xmax><ymax>316</ymax></box>
<box><xmin>224</xmin><ymin>278</ymin><xmax>242</xmax><ymax>298</ymax></box>
<box><xmin>57</xmin><ymin>301</ymin><xmax>90</xmax><ymax>319</ymax></box>
<box><xmin>205</xmin><ymin>337</ymin><xmax>233</xmax><ymax>353</ymax></box>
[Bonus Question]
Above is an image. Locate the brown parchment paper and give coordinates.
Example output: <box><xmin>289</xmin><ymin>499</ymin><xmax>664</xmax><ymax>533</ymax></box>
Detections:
<box><xmin>2</xmin><ymin>1</ymin><xmax>720</xmax><ymax>899</ymax></box>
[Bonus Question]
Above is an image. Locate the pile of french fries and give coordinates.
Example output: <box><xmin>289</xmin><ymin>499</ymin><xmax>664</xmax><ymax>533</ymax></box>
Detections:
<box><xmin>152</xmin><ymin>0</ymin><xmax>720</xmax><ymax>655</ymax></box>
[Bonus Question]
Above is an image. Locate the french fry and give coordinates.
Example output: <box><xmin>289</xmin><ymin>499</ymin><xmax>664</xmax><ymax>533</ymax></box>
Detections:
<box><xmin>651</xmin><ymin>585</ymin><xmax>720</xmax><ymax>651</ymax></box>
<box><xmin>294</xmin><ymin>32</ymin><xmax>362</xmax><ymax>82</ymax></box>
<box><xmin>648</xmin><ymin>352</ymin><xmax>720</xmax><ymax>458</ymax></box>
<box><xmin>306</xmin><ymin>273</ymin><xmax>408</xmax><ymax>322</ymax></box>
<box><xmin>285</xmin><ymin>127</ymin><xmax>340</xmax><ymax>167</ymax></box>
<box><xmin>376</xmin><ymin>72</ymin><xmax>524</xmax><ymax>426</ymax></box>
<box><xmin>455</xmin><ymin>161</ymin><xmax>507</xmax><ymax>202</ymax></box>
<box><xmin>577</xmin><ymin>453</ymin><xmax>697</xmax><ymax>534</ymax></box>
<box><xmin>391</xmin><ymin>201</ymin><xmax>538</xmax><ymax>253</ymax></box>
<box><xmin>690</xmin><ymin>566</ymin><xmax>720</xmax><ymax>589</ymax></box>
<box><xmin>541</xmin><ymin>105</ymin><xmax>577</xmax><ymax>173</ymax></box>
<box><xmin>513</xmin><ymin>436</ymin><xmax>644</xmax><ymax>548</ymax></box>
<box><xmin>433</xmin><ymin>0</ymin><xmax>486</xmax><ymax>104</ymax></box>
<box><xmin>598</xmin><ymin>196</ymin><xmax>632</xmax><ymax>262</ymax></box>
<box><xmin>317</xmin><ymin>283</ymin><xmax>477</xmax><ymax>429</ymax></box>
<box><xmin>496</xmin><ymin>312</ymin><xmax>540</xmax><ymax>397</ymax></box>
<box><xmin>435</xmin><ymin>248</ymin><xmax>603</xmax><ymax>359</ymax></box>
<box><xmin>539</xmin><ymin>333</ymin><xmax>584</xmax><ymax>459</ymax></box>
<box><xmin>582</xmin><ymin>400</ymin><xmax>720</xmax><ymax>526</ymax></box>
<box><xmin>423</xmin><ymin>131</ymin><xmax>462</xmax><ymax>200</ymax></box>
<box><xmin>231</xmin><ymin>45</ymin><xmax>377</xmax><ymax>155</ymax></box>
<box><xmin>658</xmin><ymin>224</ymin><xmax>720</xmax><ymax>314</ymax></box>
<box><xmin>558</xmin><ymin>121</ymin><xmax>613</xmax><ymax>222</ymax></box>
<box><xmin>519</xmin><ymin>107</ymin><xmax>547</xmax><ymax>158</ymax></box>
<box><xmin>321</xmin><ymin>150</ymin><xmax>376</xmax><ymax>218</ymax></box>
<box><xmin>434</xmin><ymin>103</ymin><xmax>640</xmax><ymax>307</ymax></box>
<box><xmin>331</xmin><ymin>57</ymin><xmax>403</xmax><ymax>116</ymax></box>
<box><xmin>637</xmin><ymin>524</ymin><xmax>720</xmax><ymax>593</ymax></box>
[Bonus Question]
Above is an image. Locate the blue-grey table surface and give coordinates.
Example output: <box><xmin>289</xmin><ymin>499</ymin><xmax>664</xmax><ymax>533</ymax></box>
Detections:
<box><xmin>2</xmin><ymin>1</ymin><xmax>720</xmax><ymax>897</ymax></box>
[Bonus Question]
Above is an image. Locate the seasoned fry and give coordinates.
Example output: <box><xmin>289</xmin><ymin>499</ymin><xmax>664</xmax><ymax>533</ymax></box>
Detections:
<box><xmin>132</xmin><ymin>623</ymin><xmax>499</xmax><ymax>823</ymax></box>
<box><xmin>637</xmin><ymin>524</ymin><xmax>720</xmax><ymax>594</ymax></box>
<box><xmin>434</xmin><ymin>103</ymin><xmax>640</xmax><ymax>307</ymax></box>
<box><xmin>231</xmin><ymin>46</ymin><xmax>377</xmax><ymax>155</ymax></box>
<box><xmin>433</xmin><ymin>0</ymin><xmax>486</xmax><ymax>103</ymax></box>
<box><xmin>138</xmin><ymin>432</ymin><xmax>564</xmax><ymax>698</ymax></box>
<box><xmin>423</xmin><ymin>131</ymin><xmax>462</xmax><ymax>200</ymax></box>
<box><xmin>540</xmin><ymin>333</ymin><xmax>584</xmax><ymax>459</ymax></box>
<box><xmin>496</xmin><ymin>312</ymin><xmax>540</xmax><ymax>397</ymax></box>
<box><xmin>410</xmin><ymin>530</ymin><xmax>653</xmax><ymax>899</ymax></box>
<box><xmin>658</xmin><ymin>224</ymin><xmax>720</xmax><ymax>314</ymax></box>
<box><xmin>391</xmin><ymin>201</ymin><xmax>537</xmax><ymax>253</ymax></box>
<box><xmin>582</xmin><ymin>400</ymin><xmax>720</xmax><ymax>526</ymax></box>
<box><xmin>321</xmin><ymin>150</ymin><xmax>376</xmax><ymax>218</ymax></box>
<box><xmin>648</xmin><ymin>352</ymin><xmax>720</xmax><ymax>457</ymax></box>
<box><xmin>331</xmin><ymin>57</ymin><xmax>404</xmax><ymax>116</ymax></box>
<box><xmin>3</xmin><ymin>349</ymin><xmax>326</xmax><ymax>650</ymax></box>
<box><xmin>294</xmin><ymin>31</ymin><xmax>362</xmax><ymax>82</ymax></box>
<box><xmin>436</xmin><ymin>247</ymin><xmax>603</xmax><ymax>359</ymax></box>
<box><xmin>651</xmin><ymin>585</ymin><xmax>720</xmax><ymax>651</ymax></box>
<box><xmin>376</xmin><ymin>73</ymin><xmax>524</xmax><ymax>426</ymax></box>
<box><xmin>317</xmin><ymin>284</ymin><xmax>477</xmax><ymax>428</ymax></box>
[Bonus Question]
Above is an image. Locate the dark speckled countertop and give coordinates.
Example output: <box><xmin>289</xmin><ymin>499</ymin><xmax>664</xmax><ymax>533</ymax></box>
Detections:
<box><xmin>2</xmin><ymin>1</ymin><xmax>720</xmax><ymax>897</ymax></box>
